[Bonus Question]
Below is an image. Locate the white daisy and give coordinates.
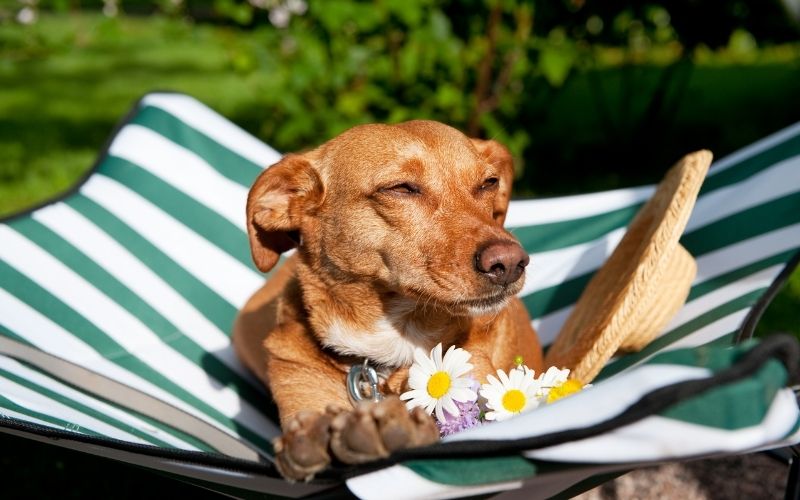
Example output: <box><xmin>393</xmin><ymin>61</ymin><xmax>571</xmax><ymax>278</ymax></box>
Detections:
<box><xmin>400</xmin><ymin>344</ymin><xmax>477</xmax><ymax>423</ymax></box>
<box><xmin>479</xmin><ymin>366</ymin><xmax>541</xmax><ymax>421</ymax></box>
<box><xmin>535</xmin><ymin>366</ymin><xmax>590</xmax><ymax>404</ymax></box>
<box><xmin>534</xmin><ymin>366</ymin><xmax>571</xmax><ymax>400</ymax></box>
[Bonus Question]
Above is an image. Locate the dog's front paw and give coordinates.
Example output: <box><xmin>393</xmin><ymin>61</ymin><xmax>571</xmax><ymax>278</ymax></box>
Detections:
<box><xmin>274</xmin><ymin>408</ymin><xmax>343</xmax><ymax>482</ymax></box>
<box><xmin>329</xmin><ymin>396</ymin><xmax>439</xmax><ymax>464</ymax></box>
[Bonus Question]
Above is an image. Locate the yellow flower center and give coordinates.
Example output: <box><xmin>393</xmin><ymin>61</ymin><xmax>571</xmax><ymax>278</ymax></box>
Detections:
<box><xmin>501</xmin><ymin>389</ymin><xmax>526</xmax><ymax>413</ymax></box>
<box><xmin>547</xmin><ymin>379</ymin><xmax>583</xmax><ymax>404</ymax></box>
<box><xmin>427</xmin><ymin>371</ymin><xmax>451</xmax><ymax>399</ymax></box>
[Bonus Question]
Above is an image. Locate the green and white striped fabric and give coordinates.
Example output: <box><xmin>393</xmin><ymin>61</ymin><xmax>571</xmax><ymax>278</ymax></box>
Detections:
<box><xmin>1</xmin><ymin>92</ymin><xmax>798</xmax><ymax>499</ymax></box>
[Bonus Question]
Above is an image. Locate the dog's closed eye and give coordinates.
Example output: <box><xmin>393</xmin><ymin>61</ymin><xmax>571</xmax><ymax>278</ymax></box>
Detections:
<box><xmin>478</xmin><ymin>177</ymin><xmax>499</xmax><ymax>192</ymax></box>
<box><xmin>380</xmin><ymin>182</ymin><xmax>422</xmax><ymax>196</ymax></box>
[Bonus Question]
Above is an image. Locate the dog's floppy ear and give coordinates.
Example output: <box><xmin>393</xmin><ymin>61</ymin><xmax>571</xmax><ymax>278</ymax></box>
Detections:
<box><xmin>470</xmin><ymin>138</ymin><xmax>514</xmax><ymax>225</ymax></box>
<box><xmin>246</xmin><ymin>153</ymin><xmax>323</xmax><ymax>272</ymax></box>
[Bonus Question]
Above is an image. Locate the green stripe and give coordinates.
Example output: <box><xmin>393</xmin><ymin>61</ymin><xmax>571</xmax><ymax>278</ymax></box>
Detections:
<box><xmin>0</xmin><ymin>324</ymin><xmax>32</xmax><ymax>347</ymax></box>
<box><xmin>522</xmin><ymin>273</ymin><xmax>590</xmax><ymax>319</ymax></box>
<box><xmin>688</xmin><ymin>250</ymin><xmax>797</xmax><ymax>301</ymax></box>
<box><xmin>0</xmin><ymin>341</ymin><xmax>216</xmax><ymax>453</ymax></box>
<box><xmin>0</xmin><ymin>261</ymin><xmax>273</xmax><ymax>454</ymax></box>
<box><xmin>701</xmin><ymin>136</ymin><xmax>800</xmax><ymax>194</ymax></box>
<box><xmin>64</xmin><ymin>195</ymin><xmax>236</xmax><ymax>333</ymax></box>
<box><xmin>511</xmin><ymin>204</ymin><xmax>641</xmax><ymax>254</ymax></box>
<box><xmin>644</xmin><ymin>340</ymin><xmax>753</xmax><ymax>373</ymax></box>
<box><xmin>131</xmin><ymin>105</ymin><xmax>264</xmax><ymax>187</ymax></box>
<box><xmin>661</xmin><ymin>358</ymin><xmax>786</xmax><ymax>430</ymax></box>
<box><xmin>533</xmin><ymin>246</ymin><xmax>789</xmax><ymax>347</ymax></box>
<box><xmin>11</xmin><ymin>217</ymin><xmax>267</xmax><ymax>403</ymax></box>
<box><xmin>0</xmin><ymin>363</ymin><xmax>177</xmax><ymax>448</ymax></box>
<box><xmin>404</xmin><ymin>456</ymin><xmax>537</xmax><ymax>486</ymax></box>
<box><xmin>682</xmin><ymin>192</ymin><xmax>800</xmax><ymax>256</ymax></box>
<box><xmin>511</xmin><ymin>148</ymin><xmax>800</xmax><ymax>256</ymax></box>
<box><xmin>97</xmin><ymin>158</ymin><xmax>256</xmax><ymax>270</ymax></box>
<box><xmin>521</xmin><ymin>200</ymin><xmax>800</xmax><ymax>320</ymax></box>
<box><xmin>3</xmin><ymin>355</ymin><xmax>216</xmax><ymax>452</ymax></box>
<box><xmin>598</xmin><ymin>290</ymin><xmax>766</xmax><ymax>380</ymax></box>
<box><xmin>0</xmin><ymin>393</ymin><xmax>102</xmax><ymax>438</ymax></box>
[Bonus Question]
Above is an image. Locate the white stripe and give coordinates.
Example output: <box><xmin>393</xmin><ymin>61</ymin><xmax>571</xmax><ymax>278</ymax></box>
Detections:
<box><xmin>519</xmin><ymin>161</ymin><xmax>800</xmax><ymax>299</ymax></box>
<box><xmin>664</xmin><ymin>309</ymin><xmax>751</xmax><ymax>351</ymax></box>
<box><xmin>663</xmin><ymin>265</ymin><xmax>782</xmax><ymax>335</ymax></box>
<box><xmin>598</xmin><ymin>271</ymin><xmax>774</xmax><ymax>370</ymax></box>
<box><xmin>0</xmin><ymin>354</ymin><xmax>200</xmax><ymax>450</ymax></box>
<box><xmin>505</xmin><ymin>186</ymin><xmax>654</xmax><ymax>227</ymax></box>
<box><xmin>32</xmin><ymin>203</ymin><xmax>262</xmax><ymax>390</ymax></box>
<box><xmin>346</xmin><ymin>465</ymin><xmax>522</xmax><ymax>500</ymax></box>
<box><xmin>534</xmin><ymin>264</ymin><xmax>775</xmax><ymax>347</ymax></box>
<box><xmin>81</xmin><ymin>174</ymin><xmax>263</xmax><ymax>307</ymax></box>
<box><xmin>687</xmin><ymin>155</ymin><xmax>800</xmax><ymax>231</ymax></box>
<box><xmin>525</xmin><ymin>387</ymin><xmax>800</xmax><ymax>462</ymax></box>
<box><xmin>520</xmin><ymin>228</ymin><xmax>624</xmax><ymax>295</ymax></box>
<box><xmin>0</xmin><ymin>226</ymin><xmax>277</xmax><ymax>438</ymax></box>
<box><xmin>0</xmin><ymin>288</ymin><xmax>193</xmax><ymax>404</ymax></box>
<box><xmin>531</xmin><ymin>223</ymin><xmax>800</xmax><ymax>345</ymax></box>
<box><xmin>532</xmin><ymin>307</ymin><xmax>571</xmax><ymax>345</ymax></box>
<box><xmin>710</xmin><ymin>120</ymin><xmax>800</xmax><ymax>174</ymax></box>
<box><xmin>445</xmin><ymin>365</ymin><xmax>710</xmax><ymax>442</ymax></box>
<box><xmin>140</xmin><ymin>93</ymin><xmax>281</xmax><ymax>167</ymax></box>
<box><xmin>600</xmin><ymin>309</ymin><xmax>753</xmax><ymax>377</ymax></box>
<box><xmin>109</xmin><ymin>125</ymin><xmax>248</xmax><ymax>228</ymax></box>
<box><xmin>0</xmin><ymin>407</ymin><xmax>62</xmax><ymax>430</ymax></box>
<box><xmin>0</xmin><ymin>289</ymin><xmax>248</xmax><ymax>442</ymax></box>
<box><xmin>0</xmin><ymin>374</ymin><xmax>149</xmax><ymax>444</ymax></box>
<box><xmin>694</xmin><ymin>223</ymin><xmax>800</xmax><ymax>283</ymax></box>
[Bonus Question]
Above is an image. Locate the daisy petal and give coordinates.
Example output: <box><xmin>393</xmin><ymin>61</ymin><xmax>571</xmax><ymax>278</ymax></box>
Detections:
<box><xmin>451</xmin><ymin>361</ymin><xmax>474</xmax><ymax>378</ymax></box>
<box><xmin>434</xmin><ymin>401</ymin><xmax>446</xmax><ymax>423</ymax></box>
<box><xmin>442</xmin><ymin>396</ymin><xmax>459</xmax><ymax>417</ymax></box>
<box><xmin>431</xmin><ymin>344</ymin><xmax>444</xmax><ymax>369</ymax></box>
<box><xmin>414</xmin><ymin>348</ymin><xmax>436</xmax><ymax>374</ymax></box>
<box><xmin>424</xmin><ymin>399</ymin><xmax>436</xmax><ymax>415</ymax></box>
<box><xmin>408</xmin><ymin>369</ymin><xmax>428</xmax><ymax>391</ymax></box>
<box><xmin>441</xmin><ymin>345</ymin><xmax>457</xmax><ymax>371</ymax></box>
<box><xmin>450</xmin><ymin>387</ymin><xmax>478</xmax><ymax>402</ymax></box>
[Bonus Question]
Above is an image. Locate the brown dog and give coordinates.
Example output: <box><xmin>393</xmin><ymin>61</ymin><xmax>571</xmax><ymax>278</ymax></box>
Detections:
<box><xmin>233</xmin><ymin>120</ymin><xmax>543</xmax><ymax>480</ymax></box>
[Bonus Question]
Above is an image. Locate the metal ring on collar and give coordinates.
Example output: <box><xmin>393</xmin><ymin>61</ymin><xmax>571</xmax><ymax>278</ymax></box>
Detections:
<box><xmin>347</xmin><ymin>360</ymin><xmax>383</xmax><ymax>406</ymax></box>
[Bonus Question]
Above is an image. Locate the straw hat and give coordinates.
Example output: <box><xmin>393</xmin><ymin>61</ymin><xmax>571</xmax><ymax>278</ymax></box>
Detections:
<box><xmin>544</xmin><ymin>150</ymin><xmax>713</xmax><ymax>383</ymax></box>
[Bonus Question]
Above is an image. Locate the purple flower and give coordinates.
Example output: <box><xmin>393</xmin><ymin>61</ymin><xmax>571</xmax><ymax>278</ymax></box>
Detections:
<box><xmin>436</xmin><ymin>378</ymin><xmax>482</xmax><ymax>437</ymax></box>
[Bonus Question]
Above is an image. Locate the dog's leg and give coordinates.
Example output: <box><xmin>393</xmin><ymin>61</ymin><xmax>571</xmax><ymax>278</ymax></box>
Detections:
<box><xmin>274</xmin><ymin>397</ymin><xmax>438</xmax><ymax>481</ymax></box>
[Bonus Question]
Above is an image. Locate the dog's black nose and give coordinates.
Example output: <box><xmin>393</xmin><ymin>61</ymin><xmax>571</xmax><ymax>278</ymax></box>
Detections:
<box><xmin>475</xmin><ymin>241</ymin><xmax>529</xmax><ymax>286</ymax></box>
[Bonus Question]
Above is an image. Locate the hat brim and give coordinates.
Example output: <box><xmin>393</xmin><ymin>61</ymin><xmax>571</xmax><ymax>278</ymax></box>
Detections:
<box><xmin>544</xmin><ymin>150</ymin><xmax>713</xmax><ymax>383</ymax></box>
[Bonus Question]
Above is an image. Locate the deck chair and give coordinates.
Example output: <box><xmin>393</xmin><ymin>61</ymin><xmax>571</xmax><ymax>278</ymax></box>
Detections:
<box><xmin>1</xmin><ymin>92</ymin><xmax>798</xmax><ymax>499</ymax></box>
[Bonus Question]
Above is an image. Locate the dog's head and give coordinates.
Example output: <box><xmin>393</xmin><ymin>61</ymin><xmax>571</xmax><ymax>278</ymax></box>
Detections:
<box><xmin>247</xmin><ymin>120</ymin><xmax>529</xmax><ymax>316</ymax></box>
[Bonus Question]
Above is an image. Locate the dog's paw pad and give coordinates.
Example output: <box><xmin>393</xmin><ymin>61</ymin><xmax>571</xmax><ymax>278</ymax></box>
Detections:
<box><xmin>329</xmin><ymin>396</ymin><xmax>440</xmax><ymax>464</ymax></box>
<box><xmin>274</xmin><ymin>410</ymin><xmax>334</xmax><ymax>482</ymax></box>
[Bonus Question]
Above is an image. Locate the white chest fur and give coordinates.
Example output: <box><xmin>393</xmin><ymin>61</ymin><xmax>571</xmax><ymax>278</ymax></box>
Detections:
<box><xmin>322</xmin><ymin>315</ymin><xmax>439</xmax><ymax>368</ymax></box>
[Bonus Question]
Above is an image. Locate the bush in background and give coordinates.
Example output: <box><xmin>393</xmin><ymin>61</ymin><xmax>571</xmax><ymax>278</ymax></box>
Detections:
<box><xmin>2</xmin><ymin>0</ymin><xmax>799</xmax><ymax>191</ymax></box>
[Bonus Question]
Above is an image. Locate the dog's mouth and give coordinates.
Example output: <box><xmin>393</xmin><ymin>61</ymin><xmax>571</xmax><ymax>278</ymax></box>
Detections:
<box><xmin>444</xmin><ymin>293</ymin><xmax>512</xmax><ymax>316</ymax></box>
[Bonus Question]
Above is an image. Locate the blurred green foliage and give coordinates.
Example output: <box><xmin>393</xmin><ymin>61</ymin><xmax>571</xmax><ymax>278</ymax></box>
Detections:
<box><xmin>2</xmin><ymin>1</ymin><xmax>799</xmax><ymax>186</ymax></box>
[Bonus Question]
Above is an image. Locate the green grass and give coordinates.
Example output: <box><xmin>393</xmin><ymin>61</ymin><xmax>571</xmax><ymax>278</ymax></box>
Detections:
<box><xmin>0</xmin><ymin>13</ymin><xmax>270</xmax><ymax>214</ymax></box>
